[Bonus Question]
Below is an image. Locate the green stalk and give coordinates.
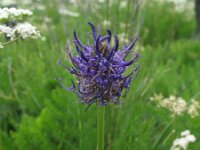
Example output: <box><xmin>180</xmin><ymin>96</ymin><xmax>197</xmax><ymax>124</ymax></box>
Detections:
<box><xmin>0</xmin><ymin>131</ymin><xmax>2</xmax><ymax>150</ymax></box>
<box><xmin>2</xmin><ymin>37</ymin><xmax>19</xmax><ymax>46</ymax></box>
<box><xmin>97</xmin><ymin>105</ymin><xmax>105</xmax><ymax>150</ymax></box>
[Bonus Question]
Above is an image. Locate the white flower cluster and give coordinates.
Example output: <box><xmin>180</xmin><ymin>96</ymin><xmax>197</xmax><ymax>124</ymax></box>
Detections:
<box><xmin>0</xmin><ymin>7</ymin><xmax>41</xmax><ymax>49</ymax></box>
<box><xmin>171</xmin><ymin>130</ymin><xmax>196</xmax><ymax>150</ymax></box>
<box><xmin>0</xmin><ymin>7</ymin><xmax>33</xmax><ymax>21</ymax></box>
<box><xmin>0</xmin><ymin>23</ymin><xmax>40</xmax><ymax>40</ymax></box>
<box><xmin>150</xmin><ymin>93</ymin><xmax>200</xmax><ymax>117</ymax></box>
<box><xmin>14</xmin><ymin>23</ymin><xmax>41</xmax><ymax>39</ymax></box>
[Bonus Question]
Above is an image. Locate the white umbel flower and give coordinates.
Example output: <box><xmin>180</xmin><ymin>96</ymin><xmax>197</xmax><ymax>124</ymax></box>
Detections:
<box><xmin>0</xmin><ymin>7</ymin><xmax>32</xmax><ymax>20</ymax></box>
<box><xmin>151</xmin><ymin>93</ymin><xmax>187</xmax><ymax>116</ymax></box>
<box><xmin>171</xmin><ymin>130</ymin><xmax>196</xmax><ymax>150</ymax></box>
<box><xmin>13</xmin><ymin>23</ymin><xmax>41</xmax><ymax>39</ymax></box>
<box><xmin>151</xmin><ymin>93</ymin><xmax>200</xmax><ymax>117</ymax></box>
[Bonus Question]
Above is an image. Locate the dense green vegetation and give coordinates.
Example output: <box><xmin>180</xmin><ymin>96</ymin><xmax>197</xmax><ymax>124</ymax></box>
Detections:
<box><xmin>0</xmin><ymin>0</ymin><xmax>199</xmax><ymax>149</ymax></box>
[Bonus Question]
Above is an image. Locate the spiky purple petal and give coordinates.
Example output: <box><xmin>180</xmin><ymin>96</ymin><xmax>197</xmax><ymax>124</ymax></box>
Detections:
<box><xmin>88</xmin><ymin>22</ymin><xmax>97</xmax><ymax>40</ymax></box>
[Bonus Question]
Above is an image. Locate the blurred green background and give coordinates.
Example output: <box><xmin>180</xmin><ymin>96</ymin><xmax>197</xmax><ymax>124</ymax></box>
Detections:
<box><xmin>0</xmin><ymin>0</ymin><xmax>200</xmax><ymax>149</ymax></box>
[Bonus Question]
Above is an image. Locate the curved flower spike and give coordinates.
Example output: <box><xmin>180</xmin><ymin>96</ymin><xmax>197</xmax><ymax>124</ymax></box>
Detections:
<box><xmin>123</xmin><ymin>53</ymin><xmax>141</xmax><ymax>66</ymax></box>
<box><xmin>96</xmin><ymin>35</ymin><xmax>101</xmax><ymax>56</ymax></box>
<box><xmin>74</xmin><ymin>31</ymin><xmax>85</xmax><ymax>48</ymax></box>
<box><xmin>58</xmin><ymin>59</ymin><xmax>78</xmax><ymax>75</ymax></box>
<box><xmin>99</xmin><ymin>35</ymin><xmax>110</xmax><ymax>43</ymax></box>
<box><xmin>88</xmin><ymin>22</ymin><xmax>97</xmax><ymax>40</ymax></box>
<box><xmin>74</xmin><ymin>42</ymin><xmax>88</xmax><ymax>61</ymax></box>
<box><xmin>113</xmin><ymin>35</ymin><xmax>119</xmax><ymax>52</ymax></box>
<box><xmin>124</xmin><ymin>37</ymin><xmax>139</xmax><ymax>51</ymax></box>
<box><xmin>106</xmin><ymin>29</ymin><xmax>112</xmax><ymax>45</ymax></box>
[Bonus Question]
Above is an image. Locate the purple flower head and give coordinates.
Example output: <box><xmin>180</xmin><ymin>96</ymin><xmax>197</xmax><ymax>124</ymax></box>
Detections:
<box><xmin>59</xmin><ymin>22</ymin><xmax>141</xmax><ymax>108</ymax></box>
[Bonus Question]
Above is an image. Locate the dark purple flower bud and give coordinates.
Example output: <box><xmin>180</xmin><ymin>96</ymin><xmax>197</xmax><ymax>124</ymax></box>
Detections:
<box><xmin>60</xmin><ymin>22</ymin><xmax>141</xmax><ymax>107</ymax></box>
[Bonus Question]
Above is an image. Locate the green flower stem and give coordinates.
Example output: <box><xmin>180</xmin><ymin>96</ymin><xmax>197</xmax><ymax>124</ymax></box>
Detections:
<box><xmin>2</xmin><ymin>37</ymin><xmax>19</xmax><ymax>46</ymax></box>
<box><xmin>0</xmin><ymin>131</ymin><xmax>2</xmax><ymax>150</ymax></box>
<box><xmin>97</xmin><ymin>105</ymin><xmax>105</xmax><ymax>150</ymax></box>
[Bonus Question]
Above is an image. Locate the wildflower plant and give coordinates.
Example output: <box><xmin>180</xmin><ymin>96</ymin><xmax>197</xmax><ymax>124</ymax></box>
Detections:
<box><xmin>59</xmin><ymin>22</ymin><xmax>140</xmax><ymax>107</ymax></box>
<box><xmin>59</xmin><ymin>22</ymin><xmax>140</xmax><ymax>150</ymax></box>
<box><xmin>150</xmin><ymin>93</ymin><xmax>200</xmax><ymax>118</ymax></box>
<box><xmin>0</xmin><ymin>7</ymin><xmax>40</xmax><ymax>49</ymax></box>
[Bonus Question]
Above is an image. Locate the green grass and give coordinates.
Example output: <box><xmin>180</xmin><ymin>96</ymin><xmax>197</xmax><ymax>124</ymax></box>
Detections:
<box><xmin>0</xmin><ymin>0</ymin><xmax>200</xmax><ymax>149</ymax></box>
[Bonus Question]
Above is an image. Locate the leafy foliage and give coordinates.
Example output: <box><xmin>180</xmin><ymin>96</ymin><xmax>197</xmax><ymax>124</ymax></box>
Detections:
<box><xmin>0</xmin><ymin>0</ymin><xmax>199</xmax><ymax>150</ymax></box>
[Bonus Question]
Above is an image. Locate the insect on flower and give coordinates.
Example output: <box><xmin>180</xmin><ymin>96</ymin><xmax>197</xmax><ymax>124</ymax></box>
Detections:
<box><xmin>58</xmin><ymin>22</ymin><xmax>141</xmax><ymax>108</ymax></box>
